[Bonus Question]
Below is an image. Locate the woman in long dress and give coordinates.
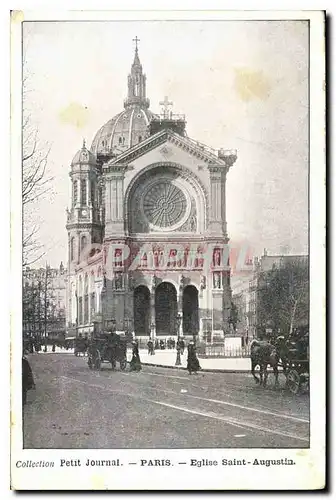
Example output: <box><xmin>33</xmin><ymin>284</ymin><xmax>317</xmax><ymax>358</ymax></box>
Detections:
<box><xmin>130</xmin><ymin>341</ymin><xmax>142</xmax><ymax>372</ymax></box>
<box><xmin>22</xmin><ymin>356</ymin><xmax>35</xmax><ymax>406</ymax></box>
<box><xmin>187</xmin><ymin>341</ymin><xmax>201</xmax><ymax>375</ymax></box>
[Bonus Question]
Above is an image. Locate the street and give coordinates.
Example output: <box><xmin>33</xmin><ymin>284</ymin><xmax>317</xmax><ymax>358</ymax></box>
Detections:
<box><xmin>23</xmin><ymin>353</ymin><xmax>309</xmax><ymax>449</ymax></box>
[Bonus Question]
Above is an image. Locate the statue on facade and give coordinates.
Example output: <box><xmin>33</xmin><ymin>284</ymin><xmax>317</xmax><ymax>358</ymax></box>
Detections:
<box><xmin>213</xmin><ymin>248</ymin><xmax>221</xmax><ymax>267</ymax></box>
<box><xmin>115</xmin><ymin>273</ymin><xmax>123</xmax><ymax>290</ymax></box>
<box><xmin>151</xmin><ymin>274</ymin><xmax>157</xmax><ymax>291</ymax></box>
<box><xmin>140</xmin><ymin>252</ymin><xmax>147</xmax><ymax>268</ymax></box>
<box><xmin>179</xmin><ymin>274</ymin><xmax>184</xmax><ymax>291</ymax></box>
<box><xmin>213</xmin><ymin>272</ymin><xmax>221</xmax><ymax>289</ymax></box>
<box><xmin>190</xmin><ymin>215</ymin><xmax>197</xmax><ymax>232</ymax></box>
<box><xmin>200</xmin><ymin>275</ymin><xmax>206</xmax><ymax>290</ymax></box>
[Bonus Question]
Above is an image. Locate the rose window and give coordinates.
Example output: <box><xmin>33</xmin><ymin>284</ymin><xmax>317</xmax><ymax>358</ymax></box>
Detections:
<box><xmin>142</xmin><ymin>181</ymin><xmax>188</xmax><ymax>229</ymax></box>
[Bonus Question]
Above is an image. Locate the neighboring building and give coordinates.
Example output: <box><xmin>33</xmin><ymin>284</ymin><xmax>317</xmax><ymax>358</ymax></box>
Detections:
<box><xmin>248</xmin><ymin>249</ymin><xmax>309</xmax><ymax>338</ymax></box>
<box><xmin>232</xmin><ymin>280</ymin><xmax>250</xmax><ymax>336</ymax></box>
<box><xmin>66</xmin><ymin>41</ymin><xmax>238</xmax><ymax>342</ymax></box>
<box><xmin>23</xmin><ymin>262</ymin><xmax>67</xmax><ymax>339</ymax></box>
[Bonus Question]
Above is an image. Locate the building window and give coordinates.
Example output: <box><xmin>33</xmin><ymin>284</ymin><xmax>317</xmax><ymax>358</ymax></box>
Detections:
<box><xmin>138</xmin><ymin>135</ymin><xmax>142</xmax><ymax>143</ymax></box>
<box><xmin>119</xmin><ymin>137</ymin><xmax>122</xmax><ymax>144</ymax></box>
<box><xmin>84</xmin><ymin>295</ymin><xmax>89</xmax><ymax>324</ymax></box>
<box><xmin>70</xmin><ymin>237</ymin><xmax>75</xmax><ymax>261</ymax></box>
<box><xmin>73</xmin><ymin>181</ymin><xmax>78</xmax><ymax>205</ymax></box>
<box><xmin>81</xmin><ymin>179</ymin><xmax>87</xmax><ymax>205</ymax></box>
<box><xmin>90</xmin><ymin>292</ymin><xmax>95</xmax><ymax>317</ymax></box>
<box><xmin>78</xmin><ymin>297</ymin><xmax>83</xmax><ymax>325</ymax></box>
<box><xmin>81</xmin><ymin>235</ymin><xmax>87</xmax><ymax>253</ymax></box>
<box><xmin>91</xmin><ymin>183</ymin><xmax>95</xmax><ymax>205</ymax></box>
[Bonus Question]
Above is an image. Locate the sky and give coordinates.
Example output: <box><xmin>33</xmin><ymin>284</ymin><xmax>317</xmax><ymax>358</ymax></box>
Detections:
<box><xmin>22</xmin><ymin>19</ymin><xmax>309</xmax><ymax>268</ymax></box>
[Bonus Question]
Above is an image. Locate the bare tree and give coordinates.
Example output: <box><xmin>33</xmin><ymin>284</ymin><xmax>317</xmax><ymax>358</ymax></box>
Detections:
<box><xmin>22</xmin><ymin>63</ymin><xmax>53</xmax><ymax>266</ymax></box>
<box><xmin>256</xmin><ymin>259</ymin><xmax>309</xmax><ymax>337</ymax></box>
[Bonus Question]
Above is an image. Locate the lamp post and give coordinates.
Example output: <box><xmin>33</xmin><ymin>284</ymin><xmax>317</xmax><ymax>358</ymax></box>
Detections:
<box><xmin>175</xmin><ymin>313</ymin><xmax>183</xmax><ymax>366</ymax></box>
<box><xmin>176</xmin><ymin>311</ymin><xmax>183</xmax><ymax>337</ymax></box>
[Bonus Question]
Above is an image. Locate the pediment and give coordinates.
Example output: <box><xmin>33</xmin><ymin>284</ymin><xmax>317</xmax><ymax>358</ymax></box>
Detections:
<box><xmin>106</xmin><ymin>129</ymin><xmax>226</xmax><ymax>168</ymax></box>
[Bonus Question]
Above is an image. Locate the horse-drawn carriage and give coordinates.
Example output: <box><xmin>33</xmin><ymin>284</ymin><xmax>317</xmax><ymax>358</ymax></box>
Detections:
<box><xmin>282</xmin><ymin>336</ymin><xmax>309</xmax><ymax>394</ymax></box>
<box><xmin>251</xmin><ymin>333</ymin><xmax>309</xmax><ymax>394</ymax></box>
<box><xmin>74</xmin><ymin>337</ymin><xmax>88</xmax><ymax>356</ymax></box>
<box><xmin>87</xmin><ymin>332</ymin><xmax>127</xmax><ymax>371</ymax></box>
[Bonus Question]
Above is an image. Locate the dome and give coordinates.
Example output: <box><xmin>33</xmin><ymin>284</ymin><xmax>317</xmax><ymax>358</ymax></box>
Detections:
<box><xmin>71</xmin><ymin>142</ymin><xmax>97</xmax><ymax>166</ymax></box>
<box><xmin>91</xmin><ymin>106</ymin><xmax>153</xmax><ymax>156</ymax></box>
<box><xmin>91</xmin><ymin>43</ymin><xmax>155</xmax><ymax>156</ymax></box>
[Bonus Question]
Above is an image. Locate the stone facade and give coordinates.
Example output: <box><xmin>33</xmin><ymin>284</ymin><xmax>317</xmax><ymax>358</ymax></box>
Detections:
<box><xmin>66</xmin><ymin>44</ymin><xmax>237</xmax><ymax>342</ymax></box>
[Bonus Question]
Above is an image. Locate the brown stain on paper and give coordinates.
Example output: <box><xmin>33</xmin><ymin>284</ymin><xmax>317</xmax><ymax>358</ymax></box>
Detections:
<box><xmin>234</xmin><ymin>68</ymin><xmax>271</xmax><ymax>101</ymax></box>
<box><xmin>59</xmin><ymin>102</ymin><xmax>90</xmax><ymax>129</ymax></box>
<box><xmin>11</xmin><ymin>11</ymin><xmax>24</xmax><ymax>23</ymax></box>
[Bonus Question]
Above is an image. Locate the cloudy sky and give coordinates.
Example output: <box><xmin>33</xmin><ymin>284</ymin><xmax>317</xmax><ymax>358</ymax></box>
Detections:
<box><xmin>23</xmin><ymin>19</ymin><xmax>309</xmax><ymax>268</ymax></box>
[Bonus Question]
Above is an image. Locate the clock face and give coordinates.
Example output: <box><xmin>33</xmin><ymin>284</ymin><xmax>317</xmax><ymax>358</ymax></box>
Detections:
<box><xmin>81</xmin><ymin>209</ymin><xmax>87</xmax><ymax>217</ymax></box>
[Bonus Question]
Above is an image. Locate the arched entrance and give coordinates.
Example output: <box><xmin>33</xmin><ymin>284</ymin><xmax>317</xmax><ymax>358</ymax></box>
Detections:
<box><xmin>182</xmin><ymin>285</ymin><xmax>199</xmax><ymax>335</ymax></box>
<box><xmin>155</xmin><ymin>282</ymin><xmax>177</xmax><ymax>336</ymax></box>
<box><xmin>134</xmin><ymin>286</ymin><xmax>150</xmax><ymax>336</ymax></box>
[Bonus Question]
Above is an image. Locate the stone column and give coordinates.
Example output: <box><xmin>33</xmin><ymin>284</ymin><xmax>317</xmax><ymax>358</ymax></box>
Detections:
<box><xmin>76</xmin><ymin>231</ymin><xmax>81</xmax><ymax>264</ymax></box>
<box><xmin>150</xmin><ymin>279</ymin><xmax>156</xmax><ymax>340</ymax></box>
<box><xmin>104</xmin><ymin>165</ymin><xmax>128</xmax><ymax>238</ymax></box>
<box><xmin>88</xmin><ymin>291</ymin><xmax>91</xmax><ymax>324</ymax></box>
<box><xmin>177</xmin><ymin>278</ymin><xmax>184</xmax><ymax>337</ymax></box>
<box><xmin>208</xmin><ymin>165</ymin><xmax>228</xmax><ymax>235</ymax></box>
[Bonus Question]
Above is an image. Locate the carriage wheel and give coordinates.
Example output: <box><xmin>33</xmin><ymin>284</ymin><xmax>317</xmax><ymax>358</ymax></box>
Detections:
<box><xmin>120</xmin><ymin>360</ymin><xmax>127</xmax><ymax>371</ymax></box>
<box><xmin>286</xmin><ymin>369</ymin><xmax>300</xmax><ymax>394</ymax></box>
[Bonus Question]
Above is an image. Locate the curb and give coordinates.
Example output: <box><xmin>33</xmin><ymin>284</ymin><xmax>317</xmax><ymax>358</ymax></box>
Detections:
<box><xmin>141</xmin><ymin>362</ymin><xmax>251</xmax><ymax>374</ymax></box>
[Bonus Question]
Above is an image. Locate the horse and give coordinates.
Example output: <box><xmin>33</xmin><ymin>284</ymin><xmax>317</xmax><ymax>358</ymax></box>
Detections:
<box><xmin>250</xmin><ymin>339</ymin><xmax>280</xmax><ymax>388</ymax></box>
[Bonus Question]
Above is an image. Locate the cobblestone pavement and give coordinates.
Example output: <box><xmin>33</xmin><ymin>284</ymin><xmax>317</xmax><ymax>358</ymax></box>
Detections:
<box><xmin>23</xmin><ymin>353</ymin><xmax>309</xmax><ymax>449</ymax></box>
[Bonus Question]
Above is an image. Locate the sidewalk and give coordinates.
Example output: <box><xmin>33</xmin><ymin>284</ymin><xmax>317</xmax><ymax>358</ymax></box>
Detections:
<box><xmin>136</xmin><ymin>349</ymin><xmax>251</xmax><ymax>373</ymax></box>
<box><xmin>33</xmin><ymin>346</ymin><xmax>251</xmax><ymax>372</ymax></box>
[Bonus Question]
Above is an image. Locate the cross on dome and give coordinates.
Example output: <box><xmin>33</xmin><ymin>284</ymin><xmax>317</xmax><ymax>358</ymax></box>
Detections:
<box><xmin>159</xmin><ymin>96</ymin><xmax>173</xmax><ymax>118</ymax></box>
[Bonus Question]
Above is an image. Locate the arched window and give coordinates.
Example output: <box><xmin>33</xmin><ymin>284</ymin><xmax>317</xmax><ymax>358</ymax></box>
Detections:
<box><xmin>70</xmin><ymin>237</ymin><xmax>75</xmax><ymax>261</ymax></box>
<box><xmin>119</xmin><ymin>137</ymin><xmax>122</xmax><ymax>144</ymax></box>
<box><xmin>81</xmin><ymin>179</ymin><xmax>87</xmax><ymax>205</ymax></box>
<box><xmin>138</xmin><ymin>135</ymin><xmax>142</xmax><ymax>143</ymax></box>
<box><xmin>91</xmin><ymin>182</ymin><xmax>95</xmax><ymax>205</ymax></box>
<box><xmin>78</xmin><ymin>276</ymin><xmax>83</xmax><ymax>296</ymax></box>
<box><xmin>73</xmin><ymin>181</ymin><xmax>78</xmax><ymax>205</ymax></box>
<box><xmin>80</xmin><ymin>235</ymin><xmax>87</xmax><ymax>253</ymax></box>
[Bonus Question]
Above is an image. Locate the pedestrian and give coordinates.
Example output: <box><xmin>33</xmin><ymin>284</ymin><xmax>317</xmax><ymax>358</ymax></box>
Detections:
<box><xmin>180</xmin><ymin>338</ymin><xmax>185</xmax><ymax>355</ymax></box>
<box><xmin>187</xmin><ymin>341</ymin><xmax>201</xmax><ymax>375</ymax></box>
<box><xmin>147</xmin><ymin>339</ymin><xmax>153</xmax><ymax>355</ymax></box>
<box><xmin>130</xmin><ymin>341</ymin><xmax>142</xmax><ymax>371</ymax></box>
<box><xmin>52</xmin><ymin>343</ymin><xmax>56</xmax><ymax>352</ymax></box>
<box><xmin>22</xmin><ymin>356</ymin><xmax>35</xmax><ymax>406</ymax></box>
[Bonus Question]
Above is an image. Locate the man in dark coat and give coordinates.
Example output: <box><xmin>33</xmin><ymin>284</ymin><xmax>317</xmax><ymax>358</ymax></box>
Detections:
<box><xmin>187</xmin><ymin>341</ymin><xmax>201</xmax><ymax>375</ymax></box>
<box><xmin>130</xmin><ymin>341</ymin><xmax>142</xmax><ymax>371</ymax></box>
<box><xmin>22</xmin><ymin>357</ymin><xmax>35</xmax><ymax>406</ymax></box>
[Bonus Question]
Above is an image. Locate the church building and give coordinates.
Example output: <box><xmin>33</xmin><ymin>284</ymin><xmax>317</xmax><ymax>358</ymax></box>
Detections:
<box><xmin>66</xmin><ymin>40</ymin><xmax>237</xmax><ymax>343</ymax></box>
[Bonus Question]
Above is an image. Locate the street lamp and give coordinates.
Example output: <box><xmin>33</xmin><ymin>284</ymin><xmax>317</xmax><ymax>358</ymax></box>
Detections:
<box><xmin>176</xmin><ymin>312</ymin><xmax>183</xmax><ymax>338</ymax></box>
<box><xmin>175</xmin><ymin>313</ymin><xmax>182</xmax><ymax>366</ymax></box>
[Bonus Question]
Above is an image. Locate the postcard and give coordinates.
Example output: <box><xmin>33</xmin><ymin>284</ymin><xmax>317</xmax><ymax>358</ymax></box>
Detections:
<box><xmin>10</xmin><ymin>8</ymin><xmax>326</xmax><ymax>490</ymax></box>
